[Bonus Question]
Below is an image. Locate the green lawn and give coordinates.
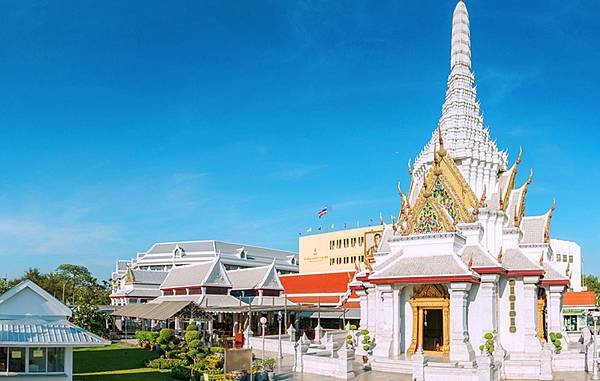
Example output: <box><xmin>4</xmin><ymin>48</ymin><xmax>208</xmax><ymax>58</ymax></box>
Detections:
<box><xmin>74</xmin><ymin>343</ymin><xmax>177</xmax><ymax>381</ymax></box>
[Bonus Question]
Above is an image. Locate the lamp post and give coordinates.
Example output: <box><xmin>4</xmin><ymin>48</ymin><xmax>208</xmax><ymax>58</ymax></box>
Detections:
<box><xmin>277</xmin><ymin>311</ymin><xmax>283</xmax><ymax>361</ymax></box>
<box><xmin>593</xmin><ymin>311</ymin><xmax>600</xmax><ymax>380</ymax></box>
<box><xmin>260</xmin><ymin>316</ymin><xmax>268</xmax><ymax>360</ymax></box>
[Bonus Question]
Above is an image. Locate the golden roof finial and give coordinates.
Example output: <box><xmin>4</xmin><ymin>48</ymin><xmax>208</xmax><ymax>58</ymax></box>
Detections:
<box><xmin>467</xmin><ymin>256</ymin><xmax>473</xmax><ymax>271</ymax></box>
<box><xmin>516</xmin><ymin>146</ymin><xmax>523</xmax><ymax>165</ymax></box>
<box><xmin>379</xmin><ymin>212</ymin><xmax>385</xmax><ymax>225</ymax></box>
<box><xmin>539</xmin><ymin>251</ymin><xmax>544</xmax><ymax>265</ymax></box>
<box><xmin>550</xmin><ymin>198</ymin><xmax>557</xmax><ymax>214</ymax></box>
<box><xmin>407</xmin><ymin>159</ymin><xmax>413</xmax><ymax>176</ymax></box>
<box><xmin>566</xmin><ymin>261</ymin><xmax>571</xmax><ymax>277</ymax></box>
<box><xmin>438</xmin><ymin>126</ymin><xmax>447</xmax><ymax>157</ymax></box>
<box><xmin>526</xmin><ymin>168</ymin><xmax>534</xmax><ymax>185</ymax></box>
<box><xmin>497</xmin><ymin>247</ymin><xmax>504</xmax><ymax>264</ymax></box>
<box><xmin>513</xmin><ymin>203</ymin><xmax>519</xmax><ymax>226</ymax></box>
<box><xmin>391</xmin><ymin>215</ymin><xmax>397</xmax><ymax>232</ymax></box>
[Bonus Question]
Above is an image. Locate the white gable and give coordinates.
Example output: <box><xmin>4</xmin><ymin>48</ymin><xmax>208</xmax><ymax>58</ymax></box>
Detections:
<box><xmin>0</xmin><ymin>280</ymin><xmax>72</xmax><ymax>319</ymax></box>
<box><xmin>204</xmin><ymin>260</ymin><xmax>232</xmax><ymax>288</ymax></box>
<box><xmin>258</xmin><ymin>265</ymin><xmax>283</xmax><ymax>291</ymax></box>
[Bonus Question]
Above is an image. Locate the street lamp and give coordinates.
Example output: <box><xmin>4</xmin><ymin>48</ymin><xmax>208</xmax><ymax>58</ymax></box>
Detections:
<box><xmin>260</xmin><ymin>316</ymin><xmax>268</xmax><ymax>360</ymax></box>
<box><xmin>277</xmin><ymin>311</ymin><xmax>283</xmax><ymax>361</ymax></box>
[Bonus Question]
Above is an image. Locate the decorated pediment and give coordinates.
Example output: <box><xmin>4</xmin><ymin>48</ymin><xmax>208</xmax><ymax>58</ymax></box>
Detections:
<box><xmin>412</xmin><ymin>284</ymin><xmax>449</xmax><ymax>299</ymax></box>
<box><xmin>124</xmin><ymin>267</ymin><xmax>135</xmax><ymax>284</ymax></box>
<box><xmin>399</xmin><ymin>133</ymin><xmax>479</xmax><ymax>235</ymax></box>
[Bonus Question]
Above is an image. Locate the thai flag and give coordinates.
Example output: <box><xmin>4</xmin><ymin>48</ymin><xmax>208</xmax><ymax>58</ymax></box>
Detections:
<box><xmin>317</xmin><ymin>206</ymin><xmax>328</xmax><ymax>219</ymax></box>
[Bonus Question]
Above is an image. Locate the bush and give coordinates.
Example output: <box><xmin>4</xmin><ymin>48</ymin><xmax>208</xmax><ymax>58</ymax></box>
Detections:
<box><xmin>211</xmin><ymin>346</ymin><xmax>225</xmax><ymax>353</ymax></box>
<box><xmin>261</xmin><ymin>358</ymin><xmax>275</xmax><ymax>372</ymax></box>
<box><xmin>484</xmin><ymin>332</ymin><xmax>493</xmax><ymax>340</ymax></box>
<box><xmin>185</xmin><ymin>330</ymin><xmax>201</xmax><ymax>344</ymax></box>
<box><xmin>186</xmin><ymin>323</ymin><xmax>199</xmax><ymax>331</ymax></box>
<box><xmin>147</xmin><ymin>358</ymin><xmax>183</xmax><ymax>369</ymax></box>
<box><xmin>189</xmin><ymin>339</ymin><xmax>202</xmax><ymax>350</ymax></box>
<box><xmin>157</xmin><ymin>328</ymin><xmax>175</xmax><ymax>345</ymax></box>
<box><xmin>170</xmin><ymin>365</ymin><xmax>191</xmax><ymax>380</ymax></box>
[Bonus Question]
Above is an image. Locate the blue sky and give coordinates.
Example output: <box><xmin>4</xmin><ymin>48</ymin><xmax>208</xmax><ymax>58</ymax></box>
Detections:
<box><xmin>0</xmin><ymin>0</ymin><xmax>598</xmax><ymax>279</ymax></box>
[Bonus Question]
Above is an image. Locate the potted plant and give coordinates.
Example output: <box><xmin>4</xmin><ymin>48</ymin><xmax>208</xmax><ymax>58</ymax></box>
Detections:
<box><xmin>261</xmin><ymin>358</ymin><xmax>276</xmax><ymax>381</ymax></box>
<box><xmin>358</xmin><ymin>328</ymin><xmax>375</xmax><ymax>370</ymax></box>
<box><xmin>252</xmin><ymin>359</ymin><xmax>265</xmax><ymax>381</ymax></box>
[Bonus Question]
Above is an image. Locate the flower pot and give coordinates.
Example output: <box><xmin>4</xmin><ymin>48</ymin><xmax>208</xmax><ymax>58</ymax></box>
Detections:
<box><xmin>267</xmin><ymin>371</ymin><xmax>275</xmax><ymax>380</ymax></box>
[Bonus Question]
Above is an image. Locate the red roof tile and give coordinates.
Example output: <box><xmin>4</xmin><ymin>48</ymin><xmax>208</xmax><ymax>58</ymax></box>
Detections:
<box><xmin>280</xmin><ymin>271</ymin><xmax>355</xmax><ymax>294</ymax></box>
<box><xmin>563</xmin><ymin>291</ymin><xmax>597</xmax><ymax>307</ymax></box>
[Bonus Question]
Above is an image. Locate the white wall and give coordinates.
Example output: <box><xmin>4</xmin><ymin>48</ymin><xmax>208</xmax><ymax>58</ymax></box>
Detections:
<box><xmin>550</xmin><ymin>239</ymin><xmax>582</xmax><ymax>291</ymax></box>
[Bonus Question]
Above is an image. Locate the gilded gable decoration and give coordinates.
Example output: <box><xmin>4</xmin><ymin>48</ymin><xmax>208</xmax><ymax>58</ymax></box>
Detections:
<box><xmin>124</xmin><ymin>266</ymin><xmax>135</xmax><ymax>284</ymax></box>
<box><xmin>401</xmin><ymin>128</ymin><xmax>479</xmax><ymax>235</ymax></box>
<box><xmin>413</xmin><ymin>284</ymin><xmax>449</xmax><ymax>299</ymax></box>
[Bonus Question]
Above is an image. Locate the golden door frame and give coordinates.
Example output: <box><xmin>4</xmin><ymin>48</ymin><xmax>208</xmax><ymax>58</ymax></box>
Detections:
<box><xmin>407</xmin><ymin>296</ymin><xmax>450</xmax><ymax>355</ymax></box>
<box><xmin>537</xmin><ymin>289</ymin><xmax>547</xmax><ymax>342</ymax></box>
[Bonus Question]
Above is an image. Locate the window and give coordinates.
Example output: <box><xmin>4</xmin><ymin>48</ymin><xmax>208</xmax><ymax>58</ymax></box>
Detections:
<box><xmin>330</xmin><ymin>241</ymin><xmax>335</xmax><ymax>250</ymax></box>
<box><xmin>358</xmin><ymin>237</ymin><xmax>364</xmax><ymax>246</ymax></box>
<box><xmin>556</xmin><ymin>254</ymin><xmax>561</xmax><ymax>262</ymax></box>
<box><xmin>336</xmin><ymin>240</ymin><xmax>342</xmax><ymax>249</ymax></box>
<box><xmin>351</xmin><ymin>238</ymin><xmax>357</xmax><ymax>247</ymax></box>
<box><xmin>330</xmin><ymin>258</ymin><xmax>335</xmax><ymax>266</ymax></box>
<box><xmin>508</xmin><ymin>279</ymin><xmax>516</xmax><ymax>333</ymax></box>
<box><xmin>47</xmin><ymin>348</ymin><xmax>65</xmax><ymax>373</ymax></box>
<box><xmin>569</xmin><ymin>255</ymin><xmax>573</xmax><ymax>263</ymax></box>
<box><xmin>9</xmin><ymin>348</ymin><xmax>25</xmax><ymax>373</ymax></box>
<box><xmin>0</xmin><ymin>347</ymin><xmax>6</xmax><ymax>371</ymax></box>
<box><xmin>29</xmin><ymin>348</ymin><xmax>46</xmax><ymax>373</ymax></box>
<box><xmin>563</xmin><ymin>255</ymin><xmax>568</xmax><ymax>262</ymax></box>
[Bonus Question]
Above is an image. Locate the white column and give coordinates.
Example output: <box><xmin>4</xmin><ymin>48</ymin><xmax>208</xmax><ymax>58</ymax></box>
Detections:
<box><xmin>367</xmin><ymin>285</ymin><xmax>377</xmax><ymax>336</ymax></box>
<box><xmin>547</xmin><ymin>285</ymin><xmax>566</xmax><ymax>333</ymax></box>
<box><xmin>65</xmin><ymin>347</ymin><xmax>73</xmax><ymax>381</ymax></box>
<box><xmin>373</xmin><ymin>284</ymin><xmax>394</xmax><ymax>358</ymax></box>
<box><xmin>479</xmin><ymin>274</ymin><xmax>499</xmax><ymax>337</ymax></box>
<box><xmin>392</xmin><ymin>285</ymin><xmax>404</xmax><ymax>356</ymax></box>
<box><xmin>449</xmin><ymin>282</ymin><xmax>475</xmax><ymax>362</ymax></box>
<box><xmin>522</xmin><ymin>276</ymin><xmax>542</xmax><ymax>353</ymax></box>
<box><xmin>356</xmin><ymin>289</ymin><xmax>369</xmax><ymax>328</ymax></box>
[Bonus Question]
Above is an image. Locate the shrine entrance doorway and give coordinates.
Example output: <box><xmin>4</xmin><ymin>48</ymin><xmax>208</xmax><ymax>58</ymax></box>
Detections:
<box><xmin>407</xmin><ymin>284</ymin><xmax>450</xmax><ymax>355</ymax></box>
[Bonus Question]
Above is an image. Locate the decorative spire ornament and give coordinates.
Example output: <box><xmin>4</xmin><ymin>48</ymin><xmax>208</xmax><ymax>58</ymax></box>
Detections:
<box><xmin>539</xmin><ymin>251</ymin><xmax>544</xmax><ymax>265</ymax></box>
<box><xmin>467</xmin><ymin>256</ymin><xmax>473</xmax><ymax>271</ymax></box>
<box><xmin>497</xmin><ymin>247</ymin><xmax>504</xmax><ymax>264</ymax></box>
<box><xmin>478</xmin><ymin>184</ymin><xmax>487</xmax><ymax>208</ymax></box>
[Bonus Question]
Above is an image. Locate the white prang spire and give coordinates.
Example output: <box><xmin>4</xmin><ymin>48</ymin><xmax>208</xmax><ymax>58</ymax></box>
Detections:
<box><xmin>410</xmin><ymin>0</ymin><xmax>508</xmax><ymax>203</ymax></box>
<box><xmin>451</xmin><ymin>0</ymin><xmax>471</xmax><ymax>70</ymax></box>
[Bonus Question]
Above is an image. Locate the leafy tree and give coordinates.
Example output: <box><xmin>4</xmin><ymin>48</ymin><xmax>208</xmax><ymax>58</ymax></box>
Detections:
<box><xmin>583</xmin><ymin>274</ymin><xmax>600</xmax><ymax>305</ymax></box>
<box><xmin>73</xmin><ymin>301</ymin><xmax>109</xmax><ymax>337</ymax></box>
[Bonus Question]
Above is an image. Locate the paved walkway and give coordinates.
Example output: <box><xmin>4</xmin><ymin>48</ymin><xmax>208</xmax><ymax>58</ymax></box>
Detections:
<box><xmin>254</xmin><ymin>350</ymin><xmax>593</xmax><ymax>381</ymax></box>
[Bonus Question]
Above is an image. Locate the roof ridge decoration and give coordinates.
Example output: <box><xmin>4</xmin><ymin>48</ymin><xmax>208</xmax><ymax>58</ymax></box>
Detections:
<box><xmin>124</xmin><ymin>266</ymin><xmax>135</xmax><ymax>284</ymax></box>
<box><xmin>400</xmin><ymin>130</ymin><xmax>479</xmax><ymax>235</ymax></box>
<box><xmin>499</xmin><ymin>147</ymin><xmax>523</xmax><ymax>211</ymax></box>
<box><xmin>544</xmin><ymin>199</ymin><xmax>557</xmax><ymax>243</ymax></box>
<box><xmin>411</xmin><ymin>0</ymin><xmax>508</xmax><ymax>199</ymax></box>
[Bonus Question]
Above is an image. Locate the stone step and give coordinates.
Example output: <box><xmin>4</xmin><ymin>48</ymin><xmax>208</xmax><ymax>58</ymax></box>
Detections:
<box><xmin>371</xmin><ymin>357</ymin><xmax>412</xmax><ymax>374</ymax></box>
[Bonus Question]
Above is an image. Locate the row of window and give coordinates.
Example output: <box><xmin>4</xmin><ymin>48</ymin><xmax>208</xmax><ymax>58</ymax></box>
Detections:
<box><xmin>0</xmin><ymin>347</ymin><xmax>65</xmax><ymax>374</ymax></box>
<box><xmin>329</xmin><ymin>255</ymin><xmax>365</xmax><ymax>266</ymax></box>
<box><xmin>329</xmin><ymin>236</ymin><xmax>364</xmax><ymax>250</ymax></box>
<box><xmin>555</xmin><ymin>254</ymin><xmax>574</xmax><ymax>263</ymax></box>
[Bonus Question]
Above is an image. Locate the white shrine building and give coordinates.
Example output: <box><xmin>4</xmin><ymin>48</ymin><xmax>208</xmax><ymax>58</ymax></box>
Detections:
<box><xmin>351</xmin><ymin>1</ymin><xmax>585</xmax><ymax>379</ymax></box>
